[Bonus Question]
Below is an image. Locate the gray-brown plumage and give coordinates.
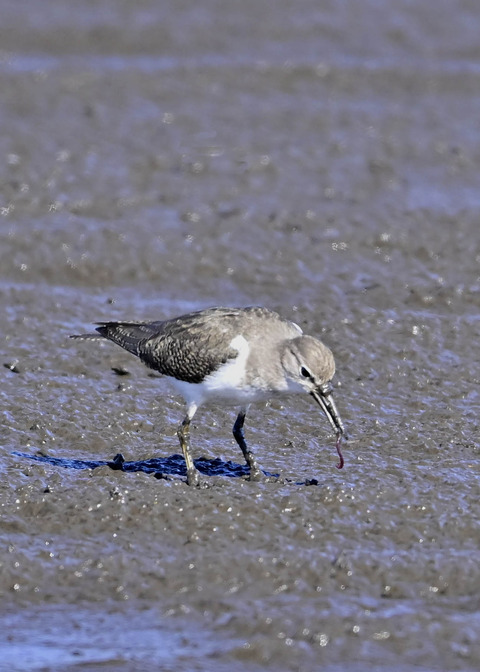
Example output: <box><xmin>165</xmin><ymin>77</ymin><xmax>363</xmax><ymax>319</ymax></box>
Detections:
<box><xmin>71</xmin><ymin>306</ymin><xmax>345</xmax><ymax>485</ymax></box>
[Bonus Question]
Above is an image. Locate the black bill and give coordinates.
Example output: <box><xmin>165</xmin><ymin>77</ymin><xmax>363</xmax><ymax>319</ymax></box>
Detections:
<box><xmin>311</xmin><ymin>382</ymin><xmax>345</xmax><ymax>437</ymax></box>
<box><xmin>311</xmin><ymin>382</ymin><xmax>346</xmax><ymax>469</ymax></box>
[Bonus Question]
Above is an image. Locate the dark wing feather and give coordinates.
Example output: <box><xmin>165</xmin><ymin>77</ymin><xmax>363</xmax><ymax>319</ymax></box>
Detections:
<box><xmin>94</xmin><ymin>322</ymin><xmax>163</xmax><ymax>357</ymax></box>
<box><xmin>138</xmin><ymin>310</ymin><xmax>242</xmax><ymax>383</ymax></box>
<box><xmin>94</xmin><ymin>309</ymin><xmax>247</xmax><ymax>383</ymax></box>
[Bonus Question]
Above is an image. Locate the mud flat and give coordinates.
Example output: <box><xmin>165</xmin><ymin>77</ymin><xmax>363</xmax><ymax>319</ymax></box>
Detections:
<box><xmin>1</xmin><ymin>1</ymin><xmax>479</xmax><ymax>670</ymax></box>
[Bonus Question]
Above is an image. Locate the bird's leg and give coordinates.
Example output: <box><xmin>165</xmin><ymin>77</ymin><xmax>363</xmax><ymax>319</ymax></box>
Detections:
<box><xmin>233</xmin><ymin>407</ymin><xmax>262</xmax><ymax>481</ymax></box>
<box><xmin>177</xmin><ymin>410</ymin><xmax>199</xmax><ymax>487</ymax></box>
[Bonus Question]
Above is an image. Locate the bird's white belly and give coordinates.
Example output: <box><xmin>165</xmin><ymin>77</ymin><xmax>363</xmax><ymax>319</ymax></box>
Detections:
<box><xmin>169</xmin><ymin>334</ymin><xmax>272</xmax><ymax>408</ymax></box>
<box><xmin>170</xmin><ymin>376</ymin><xmax>269</xmax><ymax>409</ymax></box>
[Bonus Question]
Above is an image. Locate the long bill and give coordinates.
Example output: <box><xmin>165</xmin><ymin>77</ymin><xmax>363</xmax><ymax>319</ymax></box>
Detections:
<box><xmin>311</xmin><ymin>384</ymin><xmax>345</xmax><ymax>437</ymax></box>
<box><xmin>311</xmin><ymin>383</ymin><xmax>346</xmax><ymax>469</ymax></box>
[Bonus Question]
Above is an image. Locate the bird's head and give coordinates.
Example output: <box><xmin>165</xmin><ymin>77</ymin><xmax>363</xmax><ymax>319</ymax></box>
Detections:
<box><xmin>281</xmin><ymin>335</ymin><xmax>345</xmax><ymax>438</ymax></box>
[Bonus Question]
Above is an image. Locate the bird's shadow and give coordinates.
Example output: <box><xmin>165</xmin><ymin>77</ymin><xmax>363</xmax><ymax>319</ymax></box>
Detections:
<box><xmin>12</xmin><ymin>450</ymin><xmax>319</xmax><ymax>486</ymax></box>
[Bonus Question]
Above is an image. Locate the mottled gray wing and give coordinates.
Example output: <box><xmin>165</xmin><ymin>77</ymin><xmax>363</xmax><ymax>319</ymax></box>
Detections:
<box><xmin>137</xmin><ymin>309</ymin><xmax>244</xmax><ymax>383</ymax></box>
<box><xmin>91</xmin><ymin>306</ymin><xmax>290</xmax><ymax>383</ymax></box>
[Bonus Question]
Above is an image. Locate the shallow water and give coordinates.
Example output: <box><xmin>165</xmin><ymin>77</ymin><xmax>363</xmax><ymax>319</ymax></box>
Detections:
<box><xmin>1</xmin><ymin>1</ymin><xmax>480</xmax><ymax>670</ymax></box>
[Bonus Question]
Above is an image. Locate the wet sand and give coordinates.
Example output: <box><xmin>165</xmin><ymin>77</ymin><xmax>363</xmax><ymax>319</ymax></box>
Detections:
<box><xmin>1</xmin><ymin>1</ymin><xmax>480</xmax><ymax>670</ymax></box>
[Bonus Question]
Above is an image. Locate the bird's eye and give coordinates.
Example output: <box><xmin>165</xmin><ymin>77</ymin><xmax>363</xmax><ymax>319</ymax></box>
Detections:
<box><xmin>300</xmin><ymin>366</ymin><xmax>311</xmax><ymax>378</ymax></box>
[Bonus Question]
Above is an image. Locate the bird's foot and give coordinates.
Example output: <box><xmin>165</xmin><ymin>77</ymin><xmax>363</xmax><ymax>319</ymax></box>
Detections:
<box><xmin>264</xmin><ymin>474</ymin><xmax>283</xmax><ymax>484</ymax></box>
<box><xmin>186</xmin><ymin>469</ymin><xmax>211</xmax><ymax>488</ymax></box>
<box><xmin>248</xmin><ymin>467</ymin><xmax>263</xmax><ymax>482</ymax></box>
<box><xmin>186</xmin><ymin>468</ymin><xmax>199</xmax><ymax>487</ymax></box>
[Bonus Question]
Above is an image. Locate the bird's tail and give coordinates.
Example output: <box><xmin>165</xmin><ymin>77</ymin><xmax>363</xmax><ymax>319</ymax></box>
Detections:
<box><xmin>73</xmin><ymin>321</ymin><xmax>161</xmax><ymax>357</ymax></box>
<box><xmin>70</xmin><ymin>333</ymin><xmax>104</xmax><ymax>341</ymax></box>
